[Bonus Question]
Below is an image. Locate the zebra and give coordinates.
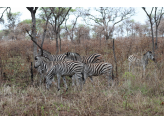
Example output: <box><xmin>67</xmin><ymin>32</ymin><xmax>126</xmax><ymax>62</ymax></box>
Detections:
<box><xmin>34</xmin><ymin>55</ymin><xmax>84</xmax><ymax>91</ymax></box>
<box><xmin>38</xmin><ymin>49</ymin><xmax>104</xmax><ymax>86</ymax></box>
<box><xmin>83</xmin><ymin>62</ymin><xmax>114</xmax><ymax>87</ymax></box>
<box><xmin>65</xmin><ymin>52</ymin><xmax>105</xmax><ymax>86</ymax></box>
<box><xmin>37</xmin><ymin>49</ymin><xmax>71</xmax><ymax>85</ymax></box>
<box><xmin>34</xmin><ymin>56</ymin><xmax>66</xmax><ymax>87</ymax></box>
<box><xmin>128</xmin><ymin>51</ymin><xmax>155</xmax><ymax>73</ymax></box>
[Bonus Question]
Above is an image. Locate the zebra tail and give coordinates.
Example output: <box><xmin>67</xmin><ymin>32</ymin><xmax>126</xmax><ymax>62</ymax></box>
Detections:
<box><xmin>81</xmin><ymin>63</ymin><xmax>85</xmax><ymax>81</ymax></box>
<box><xmin>112</xmin><ymin>67</ymin><xmax>114</xmax><ymax>80</ymax></box>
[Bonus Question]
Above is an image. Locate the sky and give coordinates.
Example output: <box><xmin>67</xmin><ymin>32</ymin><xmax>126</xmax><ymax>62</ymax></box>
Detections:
<box><xmin>0</xmin><ymin>7</ymin><xmax>151</xmax><ymax>30</ymax></box>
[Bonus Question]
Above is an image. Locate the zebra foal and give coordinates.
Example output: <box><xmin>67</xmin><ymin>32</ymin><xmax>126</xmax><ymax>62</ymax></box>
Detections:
<box><xmin>83</xmin><ymin>62</ymin><xmax>114</xmax><ymax>87</ymax></box>
<box><xmin>128</xmin><ymin>51</ymin><xmax>155</xmax><ymax>73</ymax></box>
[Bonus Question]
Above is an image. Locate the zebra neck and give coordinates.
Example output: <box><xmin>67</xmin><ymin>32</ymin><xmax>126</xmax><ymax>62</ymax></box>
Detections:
<box><xmin>43</xmin><ymin>53</ymin><xmax>53</xmax><ymax>61</ymax></box>
<box><xmin>142</xmin><ymin>55</ymin><xmax>148</xmax><ymax>66</ymax></box>
<box><xmin>41</xmin><ymin>60</ymin><xmax>48</xmax><ymax>71</ymax></box>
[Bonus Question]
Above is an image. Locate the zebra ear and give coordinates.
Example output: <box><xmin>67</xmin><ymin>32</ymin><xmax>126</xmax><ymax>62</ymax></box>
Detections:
<box><xmin>66</xmin><ymin>52</ymin><xmax>69</xmax><ymax>56</ymax></box>
<box><xmin>35</xmin><ymin>56</ymin><xmax>38</xmax><ymax>60</ymax></box>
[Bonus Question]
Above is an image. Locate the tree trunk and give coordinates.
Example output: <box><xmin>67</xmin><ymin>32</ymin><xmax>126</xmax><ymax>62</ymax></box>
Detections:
<box><xmin>32</xmin><ymin>13</ymin><xmax>37</xmax><ymax>59</ymax></box>
<box><xmin>155</xmin><ymin>25</ymin><xmax>158</xmax><ymax>50</ymax></box>
<box><xmin>56</xmin><ymin>32</ymin><xmax>59</xmax><ymax>55</ymax></box>
<box><xmin>150</xmin><ymin>21</ymin><xmax>155</xmax><ymax>55</ymax></box>
<box><xmin>59</xmin><ymin>32</ymin><xmax>61</xmax><ymax>53</ymax></box>
<box><xmin>100</xmin><ymin>33</ymin><xmax>101</xmax><ymax>47</ymax></box>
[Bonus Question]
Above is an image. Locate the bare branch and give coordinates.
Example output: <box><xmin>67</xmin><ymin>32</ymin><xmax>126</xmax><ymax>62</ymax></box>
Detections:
<box><xmin>0</xmin><ymin>7</ymin><xmax>10</xmax><ymax>20</ymax></box>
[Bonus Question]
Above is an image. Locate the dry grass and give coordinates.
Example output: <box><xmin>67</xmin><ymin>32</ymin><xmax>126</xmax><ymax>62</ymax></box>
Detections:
<box><xmin>0</xmin><ymin>37</ymin><xmax>164</xmax><ymax>116</ymax></box>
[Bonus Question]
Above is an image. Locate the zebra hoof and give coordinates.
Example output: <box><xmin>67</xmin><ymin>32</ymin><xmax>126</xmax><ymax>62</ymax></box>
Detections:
<box><xmin>58</xmin><ymin>88</ymin><xmax>60</xmax><ymax>91</ymax></box>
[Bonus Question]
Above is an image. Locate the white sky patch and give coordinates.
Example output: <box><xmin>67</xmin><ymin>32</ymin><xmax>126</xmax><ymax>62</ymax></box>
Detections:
<box><xmin>0</xmin><ymin>7</ymin><xmax>158</xmax><ymax>30</ymax></box>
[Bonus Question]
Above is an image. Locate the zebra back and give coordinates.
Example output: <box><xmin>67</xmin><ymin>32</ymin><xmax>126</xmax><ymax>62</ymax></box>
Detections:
<box><xmin>65</xmin><ymin>52</ymin><xmax>104</xmax><ymax>63</ymax></box>
<box><xmin>38</xmin><ymin>49</ymin><xmax>66</xmax><ymax>61</ymax></box>
<box><xmin>84</xmin><ymin>62</ymin><xmax>112</xmax><ymax>75</ymax></box>
<box><xmin>82</xmin><ymin>53</ymin><xmax>104</xmax><ymax>63</ymax></box>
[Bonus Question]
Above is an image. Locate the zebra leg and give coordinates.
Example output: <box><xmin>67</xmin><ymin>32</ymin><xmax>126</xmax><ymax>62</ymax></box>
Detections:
<box><xmin>45</xmin><ymin>76</ymin><xmax>51</xmax><ymax>90</ymax></box>
<box><xmin>75</xmin><ymin>74</ymin><xmax>82</xmax><ymax>90</ymax></box>
<box><xmin>143</xmin><ymin>65</ymin><xmax>146</xmax><ymax>75</ymax></box>
<box><xmin>83</xmin><ymin>72</ymin><xmax>88</xmax><ymax>85</ymax></box>
<box><xmin>39</xmin><ymin>73</ymin><xmax>42</xmax><ymax>85</ymax></box>
<box><xmin>57</xmin><ymin>74</ymin><xmax>61</xmax><ymax>91</ymax></box>
<box><xmin>89</xmin><ymin>76</ymin><xmax>93</xmax><ymax>82</ymax></box>
<box><xmin>89</xmin><ymin>76</ymin><xmax>95</xmax><ymax>87</ymax></box>
<box><xmin>62</xmin><ymin>76</ymin><xmax>68</xmax><ymax>91</ymax></box>
<box><xmin>72</xmin><ymin>75</ymin><xmax>75</xmax><ymax>86</ymax></box>
<box><xmin>107</xmin><ymin>73</ymin><xmax>114</xmax><ymax>87</ymax></box>
<box><xmin>129</xmin><ymin>62</ymin><xmax>131</xmax><ymax>72</ymax></box>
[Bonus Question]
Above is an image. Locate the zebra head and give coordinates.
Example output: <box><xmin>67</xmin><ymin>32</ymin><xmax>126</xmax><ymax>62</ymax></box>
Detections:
<box><xmin>144</xmin><ymin>51</ymin><xmax>155</xmax><ymax>61</ymax></box>
<box><xmin>34</xmin><ymin>56</ymin><xmax>42</xmax><ymax>68</ymax></box>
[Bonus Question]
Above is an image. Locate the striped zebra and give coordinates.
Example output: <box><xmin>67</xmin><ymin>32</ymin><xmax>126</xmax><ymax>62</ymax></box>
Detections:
<box><xmin>37</xmin><ymin>49</ymin><xmax>71</xmax><ymax>85</ymax></box>
<box><xmin>34</xmin><ymin>56</ymin><xmax>65</xmax><ymax>87</ymax></box>
<box><xmin>38</xmin><ymin>49</ymin><xmax>104</xmax><ymax>86</ymax></box>
<box><xmin>34</xmin><ymin>55</ymin><xmax>84</xmax><ymax>91</ymax></box>
<box><xmin>128</xmin><ymin>51</ymin><xmax>155</xmax><ymax>73</ymax></box>
<box><xmin>83</xmin><ymin>62</ymin><xmax>114</xmax><ymax>86</ymax></box>
<box><xmin>65</xmin><ymin>52</ymin><xmax>104</xmax><ymax>86</ymax></box>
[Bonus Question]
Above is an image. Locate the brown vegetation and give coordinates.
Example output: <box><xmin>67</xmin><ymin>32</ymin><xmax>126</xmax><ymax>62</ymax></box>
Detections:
<box><xmin>0</xmin><ymin>37</ymin><xmax>164</xmax><ymax>116</ymax></box>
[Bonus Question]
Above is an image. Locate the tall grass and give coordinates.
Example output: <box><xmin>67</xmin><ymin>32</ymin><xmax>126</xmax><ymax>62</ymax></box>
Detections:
<box><xmin>0</xmin><ymin>37</ymin><xmax>164</xmax><ymax>116</ymax></box>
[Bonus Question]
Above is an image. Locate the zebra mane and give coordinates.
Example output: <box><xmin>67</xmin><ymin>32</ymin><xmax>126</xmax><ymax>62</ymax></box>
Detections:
<box><xmin>65</xmin><ymin>52</ymin><xmax>80</xmax><ymax>57</ymax></box>
<box><xmin>65</xmin><ymin>52</ymin><xmax>81</xmax><ymax>61</ymax></box>
<box><xmin>143</xmin><ymin>51</ymin><xmax>152</xmax><ymax>56</ymax></box>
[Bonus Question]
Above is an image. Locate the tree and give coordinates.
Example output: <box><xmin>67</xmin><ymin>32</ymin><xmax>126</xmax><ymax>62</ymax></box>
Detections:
<box><xmin>142</xmin><ymin>7</ymin><xmax>155</xmax><ymax>55</ymax></box>
<box><xmin>92</xmin><ymin>24</ymin><xmax>104</xmax><ymax>46</ymax></box>
<box><xmin>64</xmin><ymin>7</ymin><xmax>82</xmax><ymax>43</ymax></box>
<box><xmin>158</xmin><ymin>18</ymin><xmax>164</xmax><ymax>38</ymax></box>
<box><xmin>154</xmin><ymin>7</ymin><xmax>164</xmax><ymax>49</ymax></box>
<box><xmin>48</xmin><ymin>7</ymin><xmax>71</xmax><ymax>54</ymax></box>
<box><xmin>38</xmin><ymin>7</ymin><xmax>52</xmax><ymax>48</ymax></box>
<box><xmin>26</xmin><ymin>7</ymin><xmax>40</xmax><ymax>60</ymax></box>
<box><xmin>83</xmin><ymin>7</ymin><xmax>135</xmax><ymax>41</ymax></box>
<box><xmin>5</xmin><ymin>12</ymin><xmax>21</xmax><ymax>40</ymax></box>
<box><xmin>0</xmin><ymin>7</ymin><xmax>43</xmax><ymax>60</ymax></box>
<box><xmin>75</xmin><ymin>24</ymin><xmax>90</xmax><ymax>44</ymax></box>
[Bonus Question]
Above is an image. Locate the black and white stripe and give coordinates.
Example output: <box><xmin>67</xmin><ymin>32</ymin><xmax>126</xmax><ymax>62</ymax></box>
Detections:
<box><xmin>83</xmin><ymin>62</ymin><xmax>113</xmax><ymax>86</ymax></box>
<box><xmin>128</xmin><ymin>51</ymin><xmax>155</xmax><ymax>73</ymax></box>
